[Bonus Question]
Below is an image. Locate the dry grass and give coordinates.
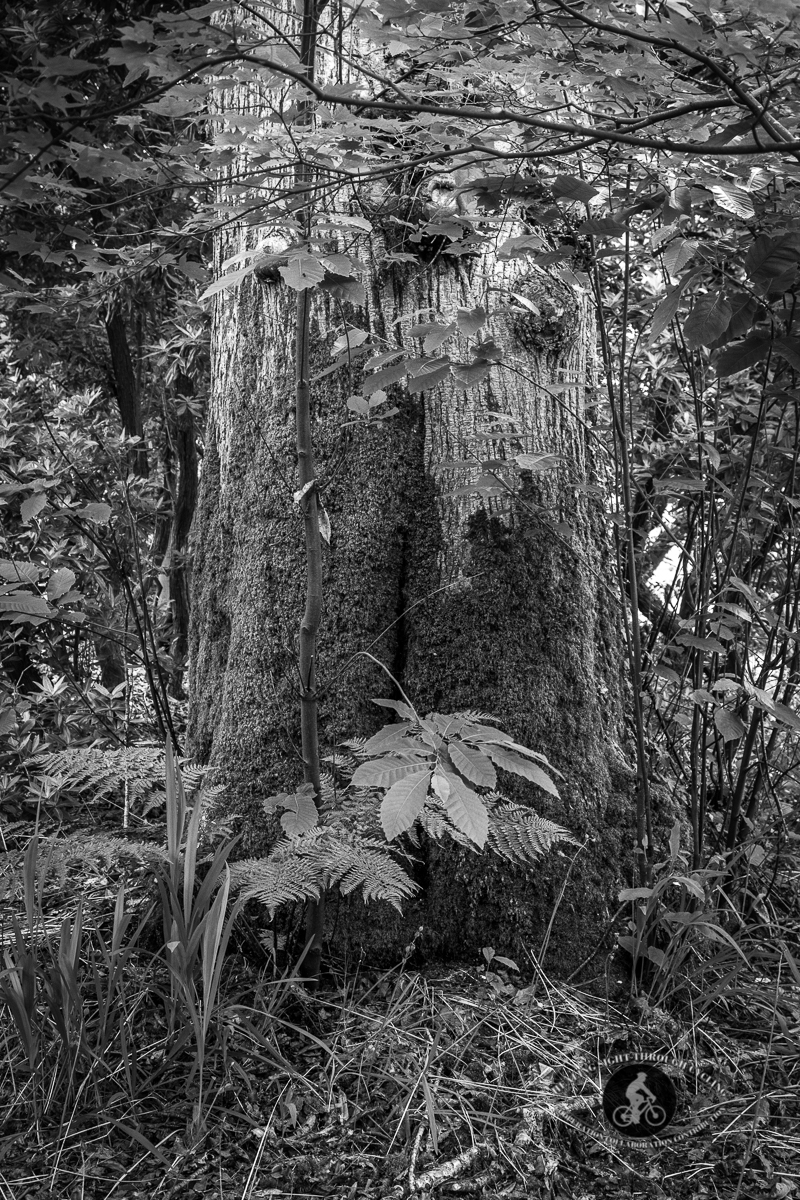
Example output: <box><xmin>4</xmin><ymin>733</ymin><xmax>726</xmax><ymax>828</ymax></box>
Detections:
<box><xmin>1</xmin><ymin>946</ymin><xmax>798</xmax><ymax>1199</ymax></box>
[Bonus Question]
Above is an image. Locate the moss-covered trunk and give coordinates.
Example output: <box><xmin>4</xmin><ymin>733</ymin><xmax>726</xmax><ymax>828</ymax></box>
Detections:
<box><xmin>188</xmin><ymin>215</ymin><xmax>635</xmax><ymax>973</ymax></box>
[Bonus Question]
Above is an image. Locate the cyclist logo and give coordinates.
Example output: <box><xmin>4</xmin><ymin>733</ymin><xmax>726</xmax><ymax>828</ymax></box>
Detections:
<box><xmin>603</xmin><ymin>1061</ymin><xmax>676</xmax><ymax>1137</ymax></box>
<box><xmin>613</xmin><ymin>1071</ymin><xmax>667</xmax><ymax>1130</ymax></box>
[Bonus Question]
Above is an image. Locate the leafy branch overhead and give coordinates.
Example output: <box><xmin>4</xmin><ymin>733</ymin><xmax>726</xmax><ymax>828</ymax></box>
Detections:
<box><xmin>5</xmin><ymin>0</ymin><xmax>800</xmax><ymax>296</ymax></box>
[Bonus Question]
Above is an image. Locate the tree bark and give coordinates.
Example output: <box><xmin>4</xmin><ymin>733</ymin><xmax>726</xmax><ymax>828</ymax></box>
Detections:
<box><xmin>168</xmin><ymin>376</ymin><xmax>199</xmax><ymax>699</ymax></box>
<box><xmin>105</xmin><ymin>310</ymin><xmax>149</xmax><ymax>477</ymax></box>
<box><xmin>188</xmin><ymin>210</ymin><xmax>636</xmax><ymax>973</ymax></box>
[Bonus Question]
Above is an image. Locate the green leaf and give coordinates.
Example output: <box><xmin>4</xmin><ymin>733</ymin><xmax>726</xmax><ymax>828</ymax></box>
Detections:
<box><xmin>447</xmin><ymin>739</ymin><xmax>496</xmax><ymax>789</ymax></box>
<box><xmin>773</xmin><ymin>703</ymin><xmax>800</xmax><ymax>732</ymax></box>
<box><xmin>714</xmin><ymin>708</ymin><xmax>747</xmax><ymax>742</ymax></box>
<box><xmin>0</xmin><ymin>595</ymin><xmax>52</xmax><ymax>616</ymax></box>
<box><xmin>720</xmin><ymin>291</ymin><xmax>762</xmax><ymax>344</ymax></box>
<box><xmin>774</xmin><ymin>337</ymin><xmax>800</xmax><ymax>372</ymax></box>
<box><xmin>422</xmin><ymin>322</ymin><xmax>457</xmax><ymax>353</ymax></box>
<box><xmin>47</xmin><ymin>568</ymin><xmax>76</xmax><ymax>600</ymax></box>
<box><xmin>745</xmin><ymin>234</ymin><xmax>800</xmax><ymax>291</ymax></box>
<box><xmin>715</xmin><ymin>334</ymin><xmax>772</xmax><ymax>376</ymax></box>
<box><xmin>483</xmin><ymin>745</ymin><xmax>560</xmax><ymax>797</ymax></box>
<box><xmin>452</xmin><ymin>361</ymin><xmax>492</xmax><ymax>389</ymax></box>
<box><xmin>20</xmin><ymin>494</ymin><xmax>47</xmax><ymax>524</ymax></box>
<box><xmin>472</xmin><ymin>736</ymin><xmax>564</xmax><ymax>777</ymax></box>
<box><xmin>498</xmin><ymin>235</ymin><xmax>546</xmax><ymax>259</ymax></box>
<box><xmin>279</xmin><ymin>254</ymin><xmax>326</xmax><ymax>291</ymax></box>
<box><xmin>577</xmin><ymin>217</ymin><xmax>628</xmax><ymax>236</ymax></box>
<box><xmin>364</xmin><ymin>361</ymin><xmax>408</xmax><ymax>394</ymax></box>
<box><xmin>200</xmin><ymin>264</ymin><xmax>258</xmax><ymax>300</ymax></box>
<box><xmin>361</xmin><ymin>722</ymin><xmax>417</xmax><ymax>754</ymax></box>
<box><xmin>456</xmin><ymin>306</ymin><xmax>487</xmax><ymax>336</ymax></box>
<box><xmin>78</xmin><ymin>503</ymin><xmax>112</xmax><ymax>523</ymax></box>
<box><xmin>709</xmin><ymin>182</ymin><xmax>754</xmax><ymax>219</ymax></box>
<box><xmin>650</xmin><ymin>293</ymin><xmax>683</xmax><ymax>342</ymax></box>
<box><xmin>322</xmin><ymin>253</ymin><xmax>359</xmax><ymax>276</ymax></box>
<box><xmin>676</xmin><ymin>633</ymin><xmax>726</xmax><ymax>653</ymax></box>
<box><xmin>280</xmin><ymin>790</ymin><xmax>319</xmax><ymax>835</ymax></box>
<box><xmin>407</xmin><ymin>362</ymin><xmax>452</xmax><ymax>393</ymax></box>
<box><xmin>380</xmin><ymin>770</ymin><xmax>431</xmax><ymax>840</ymax></box>
<box><xmin>0</xmin><ymin>560</ymin><xmax>39</xmax><ymax>585</ymax></box>
<box><xmin>409</xmin><ymin>322</ymin><xmax>440</xmax><ymax>338</ymax></box>
<box><xmin>372</xmin><ymin>697</ymin><xmax>417</xmax><ymax>720</ymax></box>
<box><xmin>552</xmin><ymin>175</ymin><xmax>599</xmax><ymax>203</ymax></box>
<box><xmin>440</xmin><ymin>768</ymin><xmax>488</xmax><ymax>849</ymax></box>
<box><xmin>39</xmin><ymin>55</ymin><xmax>99</xmax><ymax>77</ymax></box>
<box><xmin>683</xmin><ymin>292</ymin><xmax>732</xmax><ymax>350</ymax></box>
<box><xmin>516</xmin><ymin>453</ymin><xmax>563</xmax><ymax>472</ymax></box>
<box><xmin>319</xmin><ymin>273</ymin><xmax>366</xmax><ymax>305</ymax></box>
<box><xmin>352</xmin><ymin>756</ymin><xmax>431</xmax><ymax>788</ymax></box>
<box><xmin>662</xmin><ymin>238</ymin><xmax>697</xmax><ymax>277</ymax></box>
<box><xmin>331</xmin><ymin>328</ymin><xmax>369</xmax><ymax>356</ymax></box>
<box><xmin>619</xmin><ymin>887</ymin><xmax>655</xmax><ymax>902</ymax></box>
<box><xmin>648</xmin><ymin>271</ymin><xmax>697</xmax><ymax>344</ymax></box>
<box><xmin>431</xmin><ymin>770</ymin><xmax>450</xmax><ymax>803</ymax></box>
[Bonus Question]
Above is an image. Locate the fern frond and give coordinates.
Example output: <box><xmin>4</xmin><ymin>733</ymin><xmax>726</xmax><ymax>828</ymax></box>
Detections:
<box><xmin>448</xmin><ymin>709</ymin><xmax>500</xmax><ymax>722</ymax></box>
<box><xmin>230</xmin><ymin>828</ymin><xmax>418</xmax><ymax>914</ymax></box>
<box><xmin>198</xmin><ymin>782</ymin><xmax>227</xmax><ymax>803</ymax></box>
<box><xmin>2</xmin><ymin>831</ymin><xmax>166</xmax><ymax>917</ymax></box>
<box><xmin>418</xmin><ymin>804</ymin><xmax>476</xmax><ymax>850</ymax></box>
<box><xmin>418</xmin><ymin>793</ymin><xmax>574</xmax><ymax>865</ymax></box>
<box><xmin>319</xmin><ymin>770</ymin><xmax>339</xmax><ymax>807</ymax></box>
<box><xmin>229</xmin><ymin>853</ymin><xmax>325</xmax><ymax>913</ymax></box>
<box><xmin>181</xmin><ymin>762</ymin><xmax>215</xmax><ymax>793</ymax></box>
<box><xmin>338</xmin><ymin>737</ymin><xmax>367</xmax><ymax>754</ymax></box>
<box><xmin>32</xmin><ymin>747</ymin><xmax>216</xmax><ymax>816</ymax></box>
<box><xmin>486</xmin><ymin>799</ymin><xmax>577</xmax><ymax>864</ymax></box>
<box><xmin>48</xmin><ymin>831</ymin><xmax>167</xmax><ymax>883</ymax></box>
<box><xmin>34</xmin><ymin>746</ymin><xmax>165</xmax><ymax>806</ymax></box>
<box><xmin>324</xmin><ymin>834</ymin><xmax>418</xmax><ymax>907</ymax></box>
<box><xmin>326</xmin><ymin>791</ymin><xmax>382</xmax><ymax>840</ymax></box>
<box><xmin>325</xmin><ymin>752</ymin><xmax>361</xmax><ymax>785</ymax></box>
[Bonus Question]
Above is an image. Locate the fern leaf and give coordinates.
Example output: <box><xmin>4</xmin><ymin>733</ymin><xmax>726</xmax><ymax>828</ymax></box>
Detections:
<box><xmin>325</xmin><ymin>834</ymin><xmax>418</xmax><ymax>908</ymax></box>
<box><xmin>449</xmin><ymin>709</ymin><xmax>500</xmax><ymax>722</ymax></box>
<box><xmin>487</xmin><ymin>801</ymin><xmax>576</xmax><ymax>864</ymax></box>
<box><xmin>229</xmin><ymin>853</ymin><xmax>325</xmax><ymax>913</ymax></box>
<box><xmin>230</xmin><ymin>829</ymin><xmax>418</xmax><ymax>914</ymax></box>
<box><xmin>418</xmin><ymin>804</ymin><xmax>475</xmax><ymax>850</ymax></box>
<box><xmin>419</xmin><ymin>793</ymin><xmax>574</xmax><ymax>865</ymax></box>
<box><xmin>338</xmin><ymin>737</ymin><xmax>367</xmax><ymax>754</ymax></box>
<box><xmin>33</xmin><ymin>746</ymin><xmax>165</xmax><ymax>806</ymax></box>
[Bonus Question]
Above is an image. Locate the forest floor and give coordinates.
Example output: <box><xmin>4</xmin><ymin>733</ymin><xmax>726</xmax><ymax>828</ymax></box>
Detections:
<box><xmin>2</xmin><ymin>952</ymin><xmax>798</xmax><ymax>1200</ymax></box>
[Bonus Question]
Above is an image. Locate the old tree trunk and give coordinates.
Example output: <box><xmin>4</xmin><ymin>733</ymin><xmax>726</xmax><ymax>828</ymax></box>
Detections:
<box><xmin>188</xmin><ymin>50</ymin><xmax>636</xmax><ymax>974</ymax></box>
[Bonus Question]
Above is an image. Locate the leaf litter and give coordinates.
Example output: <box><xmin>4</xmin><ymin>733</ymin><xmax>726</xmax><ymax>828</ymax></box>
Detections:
<box><xmin>2</xmin><ymin>954</ymin><xmax>797</xmax><ymax>1200</ymax></box>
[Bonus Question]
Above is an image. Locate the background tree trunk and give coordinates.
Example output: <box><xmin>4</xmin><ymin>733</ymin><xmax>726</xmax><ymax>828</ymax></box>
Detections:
<box><xmin>105</xmin><ymin>310</ymin><xmax>149</xmax><ymax>478</ymax></box>
<box><xmin>188</xmin><ymin>210</ymin><xmax>637</xmax><ymax>972</ymax></box>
